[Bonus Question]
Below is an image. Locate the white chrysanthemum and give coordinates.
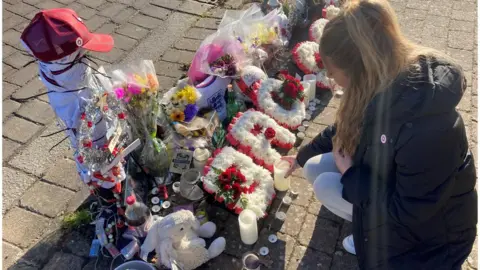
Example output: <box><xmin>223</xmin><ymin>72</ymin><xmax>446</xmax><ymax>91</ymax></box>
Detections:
<box><xmin>230</xmin><ymin>110</ymin><xmax>296</xmax><ymax>165</ymax></box>
<box><xmin>326</xmin><ymin>5</ymin><xmax>341</xmax><ymax>20</ymax></box>
<box><xmin>292</xmin><ymin>41</ymin><xmax>321</xmax><ymax>74</ymax></box>
<box><xmin>309</xmin><ymin>18</ymin><xmax>329</xmax><ymax>43</ymax></box>
<box><xmin>257</xmin><ymin>79</ymin><xmax>307</xmax><ymax>128</ymax></box>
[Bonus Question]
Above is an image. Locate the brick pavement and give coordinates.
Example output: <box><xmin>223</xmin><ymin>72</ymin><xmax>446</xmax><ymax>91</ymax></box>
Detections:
<box><xmin>2</xmin><ymin>0</ymin><xmax>478</xmax><ymax>269</ymax></box>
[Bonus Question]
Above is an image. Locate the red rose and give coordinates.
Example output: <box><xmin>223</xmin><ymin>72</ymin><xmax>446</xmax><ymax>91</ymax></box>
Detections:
<box><xmin>224</xmin><ymin>184</ymin><xmax>232</xmax><ymax>190</ymax></box>
<box><xmin>264</xmin><ymin>127</ymin><xmax>276</xmax><ymax>139</ymax></box>
<box><xmin>236</xmin><ymin>172</ymin><xmax>247</xmax><ymax>183</ymax></box>
<box><xmin>241</xmin><ymin>186</ymin><xmax>249</xmax><ymax>193</ymax></box>
<box><xmin>233</xmin><ymin>183</ymin><xmax>242</xmax><ymax>191</ymax></box>
<box><xmin>227</xmin><ymin>202</ymin><xmax>236</xmax><ymax>210</ymax></box>
<box><xmin>284</xmin><ymin>82</ymin><xmax>299</xmax><ymax>98</ymax></box>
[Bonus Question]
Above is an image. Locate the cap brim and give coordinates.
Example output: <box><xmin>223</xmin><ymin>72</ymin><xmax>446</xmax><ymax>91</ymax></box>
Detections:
<box><xmin>82</xmin><ymin>33</ymin><xmax>114</xmax><ymax>52</ymax></box>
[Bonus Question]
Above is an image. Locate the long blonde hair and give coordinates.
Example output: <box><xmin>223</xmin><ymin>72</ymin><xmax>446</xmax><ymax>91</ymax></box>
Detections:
<box><xmin>319</xmin><ymin>0</ymin><xmax>459</xmax><ymax>156</ymax></box>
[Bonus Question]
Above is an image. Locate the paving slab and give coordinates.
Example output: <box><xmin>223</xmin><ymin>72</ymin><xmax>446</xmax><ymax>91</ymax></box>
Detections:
<box><xmin>287</xmin><ymin>245</ymin><xmax>333</xmax><ymax>270</ymax></box>
<box><xmin>3</xmin><ymin>138</ymin><xmax>21</xmax><ymax>161</ymax></box>
<box><xmin>20</xmin><ymin>181</ymin><xmax>75</xmax><ymax>218</ymax></box>
<box><xmin>43</xmin><ymin>158</ymin><xmax>82</xmax><ymax>191</ymax></box>
<box><xmin>3</xmin><ymin>242</ymin><xmax>24</xmax><ymax>269</ymax></box>
<box><xmin>253</xmin><ymin>228</ymin><xmax>297</xmax><ymax>269</ymax></box>
<box><xmin>42</xmin><ymin>252</ymin><xmax>85</xmax><ymax>270</ymax></box>
<box><xmin>3</xmin><ymin>207</ymin><xmax>52</xmax><ymax>249</ymax></box>
<box><xmin>16</xmin><ymin>99</ymin><xmax>56</xmax><ymax>125</ymax></box>
<box><xmin>9</xmin><ymin>122</ymin><xmax>72</xmax><ymax>176</ymax></box>
<box><xmin>3</xmin><ymin>99</ymin><xmax>21</xmax><ymax>120</ymax></box>
<box><xmin>298</xmin><ymin>214</ymin><xmax>341</xmax><ymax>254</ymax></box>
<box><xmin>3</xmin><ymin>166</ymin><xmax>37</xmax><ymax>214</ymax></box>
<box><xmin>3</xmin><ymin>116</ymin><xmax>42</xmax><ymax>143</ymax></box>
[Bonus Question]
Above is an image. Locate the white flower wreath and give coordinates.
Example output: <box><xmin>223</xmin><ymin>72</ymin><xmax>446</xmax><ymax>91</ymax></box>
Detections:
<box><xmin>257</xmin><ymin>79</ymin><xmax>306</xmax><ymax>129</ymax></box>
<box><xmin>226</xmin><ymin>110</ymin><xmax>296</xmax><ymax>171</ymax></box>
<box><xmin>202</xmin><ymin>147</ymin><xmax>275</xmax><ymax>218</ymax></box>
<box><xmin>292</xmin><ymin>41</ymin><xmax>331</xmax><ymax>89</ymax></box>
<box><xmin>309</xmin><ymin>18</ymin><xmax>329</xmax><ymax>44</ymax></box>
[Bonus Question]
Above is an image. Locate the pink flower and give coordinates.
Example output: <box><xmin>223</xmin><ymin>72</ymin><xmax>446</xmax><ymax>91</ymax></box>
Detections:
<box><xmin>114</xmin><ymin>88</ymin><xmax>125</xmax><ymax>99</ymax></box>
<box><xmin>127</xmin><ymin>83</ymin><xmax>142</xmax><ymax>95</ymax></box>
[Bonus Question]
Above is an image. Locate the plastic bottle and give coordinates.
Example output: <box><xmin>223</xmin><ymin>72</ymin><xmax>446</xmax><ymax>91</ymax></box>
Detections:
<box><xmin>125</xmin><ymin>195</ymin><xmax>153</xmax><ymax>238</ymax></box>
<box><xmin>226</xmin><ymin>84</ymin><xmax>246</xmax><ymax>124</ymax></box>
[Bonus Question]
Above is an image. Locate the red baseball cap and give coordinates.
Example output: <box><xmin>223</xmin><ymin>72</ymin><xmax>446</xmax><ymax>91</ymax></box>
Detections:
<box><xmin>21</xmin><ymin>8</ymin><xmax>114</xmax><ymax>62</ymax></box>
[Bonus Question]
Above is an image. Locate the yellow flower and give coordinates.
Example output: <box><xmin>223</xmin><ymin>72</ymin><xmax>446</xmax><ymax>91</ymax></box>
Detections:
<box><xmin>170</xmin><ymin>109</ymin><xmax>185</xmax><ymax>122</ymax></box>
<box><xmin>175</xmin><ymin>91</ymin><xmax>185</xmax><ymax>100</ymax></box>
<box><xmin>133</xmin><ymin>74</ymin><xmax>148</xmax><ymax>87</ymax></box>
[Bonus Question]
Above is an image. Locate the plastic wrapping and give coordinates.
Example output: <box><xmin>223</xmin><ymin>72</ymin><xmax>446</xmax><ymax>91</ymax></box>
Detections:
<box><xmin>188</xmin><ymin>4</ymin><xmax>292</xmax><ymax>84</ymax></box>
<box><xmin>109</xmin><ymin>60</ymin><xmax>170</xmax><ymax>177</ymax></box>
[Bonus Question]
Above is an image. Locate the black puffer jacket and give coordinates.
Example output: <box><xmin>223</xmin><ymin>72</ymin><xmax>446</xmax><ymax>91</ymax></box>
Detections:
<box><xmin>296</xmin><ymin>57</ymin><xmax>477</xmax><ymax>269</ymax></box>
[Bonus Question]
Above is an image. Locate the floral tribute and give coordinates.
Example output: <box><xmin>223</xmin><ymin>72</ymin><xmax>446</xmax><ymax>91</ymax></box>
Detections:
<box><xmin>256</xmin><ymin>75</ymin><xmax>306</xmax><ymax>130</ymax></box>
<box><xmin>226</xmin><ymin>109</ymin><xmax>296</xmax><ymax>171</ymax></box>
<box><xmin>309</xmin><ymin>18</ymin><xmax>329</xmax><ymax>44</ymax></box>
<box><xmin>210</xmin><ymin>54</ymin><xmax>238</xmax><ymax>77</ymax></box>
<box><xmin>232</xmin><ymin>65</ymin><xmax>267</xmax><ymax>104</ymax></box>
<box><xmin>292</xmin><ymin>41</ymin><xmax>331</xmax><ymax>89</ymax></box>
<box><xmin>202</xmin><ymin>146</ymin><xmax>275</xmax><ymax>217</ymax></box>
<box><xmin>165</xmin><ymin>84</ymin><xmax>200</xmax><ymax>123</ymax></box>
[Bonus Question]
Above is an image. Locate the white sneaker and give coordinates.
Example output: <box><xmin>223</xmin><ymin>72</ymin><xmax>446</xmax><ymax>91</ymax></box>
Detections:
<box><xmin>342</xmin><ymin>235</ymin><xmax>356</xmax><ymax>255</ymax></box>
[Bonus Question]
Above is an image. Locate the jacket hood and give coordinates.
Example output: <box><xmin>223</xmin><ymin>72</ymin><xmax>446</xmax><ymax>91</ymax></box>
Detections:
<box><xmin>364</xmin><ymin>57</ymin><xmax>466</xmax><ymax>125</ymax></box>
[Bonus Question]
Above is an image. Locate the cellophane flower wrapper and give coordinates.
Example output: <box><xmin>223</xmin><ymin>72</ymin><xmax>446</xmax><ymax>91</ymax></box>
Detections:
<box><xmin>109</xmin><ymin>60</ymin><xmax>169</xmax><ymax>177</ymax></box>
<box><xmin>228</xmin><ymin>4</ymin><xmax>292</xmax><ymax>68</ymax></box>
<box><xmin>188</xmin><ymin>27</ymin><xmax>251</xmax><ymax>83</ymax></box>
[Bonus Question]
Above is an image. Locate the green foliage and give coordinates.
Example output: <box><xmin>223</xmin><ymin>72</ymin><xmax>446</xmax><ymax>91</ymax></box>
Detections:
<box><xmin>62</xmin><ymin>209</ymin><xmax>92</xmax><ymax>229</ymax></box>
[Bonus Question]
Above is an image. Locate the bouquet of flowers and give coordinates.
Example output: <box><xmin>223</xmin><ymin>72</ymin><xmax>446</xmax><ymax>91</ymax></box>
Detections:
<box><xmin>110</xmin><ymin>60</ymin><xmax>170</xmax><ymax>177</ymax></box>
<box><xmin>165</xmin><ymin>83</ymin><xmax>200</xmax><ymax>123</ymax></box>
<box><xmin>202</xmin><ymin>147</ymin><xmax>276</xmax><ymax>217</ymax></box>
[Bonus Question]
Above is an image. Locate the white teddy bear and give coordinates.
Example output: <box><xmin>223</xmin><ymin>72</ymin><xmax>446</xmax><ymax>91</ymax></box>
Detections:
<box><xmin>140</xmin><ymin>210</ymin><xmax>226</xmax><ymax>270</ymax></box>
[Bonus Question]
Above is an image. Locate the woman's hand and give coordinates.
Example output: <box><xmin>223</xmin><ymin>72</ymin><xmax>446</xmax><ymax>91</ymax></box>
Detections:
<box><xmin>281</xmin><ymin>155</ymin><xmax>300</xmax><ymax>178</ymax></box>
<box><xmin>333</xmin><ymin>148</ymin><xmax>353</xmax><ymax>175</ymax></box>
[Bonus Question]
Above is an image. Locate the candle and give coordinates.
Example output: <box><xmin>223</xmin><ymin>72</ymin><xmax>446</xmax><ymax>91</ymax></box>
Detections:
<box><xmin>282</xmin><ymin>196</ymin><xmax>292</xmax><ymax>205</ymax></box>
<box><xmin>274</xmin><ymin>160</ymin><xmax>291</xmax><ymax>191</ymax></box>
<box><xmin>238</xmin><ymin>209</ymin><xmax>258</xmax><ymax>245</ymax></box>
<box><xmin>309</xmin><ymin>105</ymin><xmax>316</xmax><ymax>111</ymax></box>
<box><xmin>172</xmin><ymin>182</ymin><xmax>181</xmax><ymax>193</ymax></box>
<box><xmin>309</xmin><ymin>101</ymin><xmax>316</xmax><ymax>107</ymax></box>
<box><xmin>193</xmin><ymin>148</ymin><xmax>211</xmax><ymax>169</ymax></box>
<box><xmin>302</xmin><ymin>121</ymin><xmax>310</xmax><ymax>127</ymax></box>
<box><xmin>305</xmin><ymin>114</ymin><xmax>312</xmax><ymax>120</ymax></box>
<box><xmin>303</xmin><ymin>74</ymin><xmax>317</xmax><ymax>101</ymax></box>
<box><xmin>297</xmin><ymin>132</ymin><xmax>305</xmax><ymax>140</ymax></box>
<box><xmin>297</xmin><ymin>126</ymin><xmax>306</xmax><ymax>132</ymax></box>
<box><xmin>301</xmin><ymin>81</ymin><xmax>311</xmax><ymax>105</ymax></box>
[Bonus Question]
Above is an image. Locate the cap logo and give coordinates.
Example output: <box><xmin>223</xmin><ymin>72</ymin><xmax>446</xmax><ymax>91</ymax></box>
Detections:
<box><xmin>380</xmin><ymin>134</ymin><xmax>387</xmax><ymax>144</ymax></box>
<box><xmin>76</xmin><ymin>37</ymin><xmax>83</xmax><ymax>47</ymax></box>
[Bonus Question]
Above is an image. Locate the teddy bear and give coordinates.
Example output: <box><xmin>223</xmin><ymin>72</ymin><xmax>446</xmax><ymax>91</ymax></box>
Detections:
<box><xmin>140</xmin><ymin>210</ymin><xmax>226</xmax><ymax>270</ymax></box>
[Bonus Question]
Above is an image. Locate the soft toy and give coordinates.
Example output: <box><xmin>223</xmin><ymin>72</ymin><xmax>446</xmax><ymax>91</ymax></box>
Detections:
<box><xmin>140</xmin><ymin>210</ymin><xmax>226</xmax><ymax>270</ymax></box>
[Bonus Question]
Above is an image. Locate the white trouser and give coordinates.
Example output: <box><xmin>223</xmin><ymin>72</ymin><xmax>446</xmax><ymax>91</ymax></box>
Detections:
<box><xmin>303</xmin><ymin>152</ymin><xmax>353</xmax><ymax>222</ymax></box>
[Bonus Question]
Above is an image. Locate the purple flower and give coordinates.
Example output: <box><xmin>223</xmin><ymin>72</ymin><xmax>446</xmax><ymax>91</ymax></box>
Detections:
<box><xmin>184</xmin><ymin>104</ymin><xmax>198</xmax><ymax>122</ymax></box>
